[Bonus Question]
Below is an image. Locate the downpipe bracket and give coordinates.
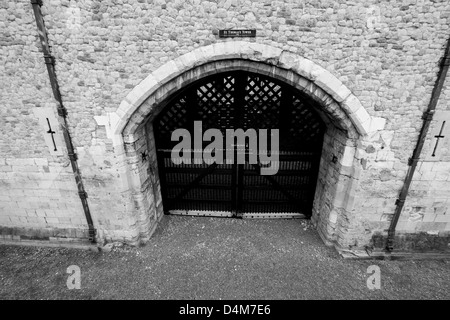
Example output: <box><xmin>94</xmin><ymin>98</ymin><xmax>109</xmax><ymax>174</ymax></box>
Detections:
<box><xmin>443</xmin><ymin>56</ymin><xmax>450</xmax><ymax>67</ymax></box>
<box><xmin>43</xmin><ymin>54</ymin><xmax>55</xmax><ymax>65</ymax></box>
<box><xmin>88</xmin><ymin>226</ymin><xmax>96</xmax><ymax>243</ymax></box>
<box><xmin>57</xmin><ymin>105</ymin><xmax>67</xmax><ymax>118</ymax></box>
<box><xmin>78</xmin><ymin>191</ymin><xmax>88</xmax><ymax>199</ymax></box>
<box><xmin>68</xmin><ymin>152</ymin><xmax>78</xmax><ymax>161</ymax></box>
<box><xmin>407</xmin><ymin>157</ymin><xmax>420</xmax><ymax>166</ymax></box>
<box><xmin>421</xmin><ymin>110</ymin><xmax>435</xmax><ymax>121</ymax></box>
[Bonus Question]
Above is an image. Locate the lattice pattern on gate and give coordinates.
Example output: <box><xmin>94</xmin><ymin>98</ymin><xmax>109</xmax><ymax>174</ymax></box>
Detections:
<box><xmin>197</xmin><ymin>75</ymin><xmax>236</xmax><ymax>132</ymax></box>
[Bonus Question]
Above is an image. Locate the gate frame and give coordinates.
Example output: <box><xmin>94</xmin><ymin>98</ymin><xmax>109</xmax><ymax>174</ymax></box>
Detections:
<box><xmin>107</xmin><ymin>41</ymin><xmax>386</xmax><ymax>247</ymax></box>
<box><xmin>154</xmin><ymin>70</ymin><xmax>327</xmax><ymax>217</ymax></box>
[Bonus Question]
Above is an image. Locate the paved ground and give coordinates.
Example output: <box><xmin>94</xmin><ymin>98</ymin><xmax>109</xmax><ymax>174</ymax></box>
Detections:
<box><xmin>0</xmin><ymin>216</ymin><xmax>449</xmax><ymax>300</ymax></box>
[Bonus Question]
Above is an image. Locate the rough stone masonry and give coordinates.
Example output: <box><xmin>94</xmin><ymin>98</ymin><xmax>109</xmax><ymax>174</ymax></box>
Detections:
<box><xmin>0</xmin><ymin>0</ymin><xmax>449</xmax><ymax>253</ymax></box>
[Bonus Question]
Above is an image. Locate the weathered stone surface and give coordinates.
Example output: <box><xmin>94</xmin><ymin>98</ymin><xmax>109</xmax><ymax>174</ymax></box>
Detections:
<box><xmin>0</xmin><ymin>0</ymin><xmax>449</xmax><ymax>251</ymax></box>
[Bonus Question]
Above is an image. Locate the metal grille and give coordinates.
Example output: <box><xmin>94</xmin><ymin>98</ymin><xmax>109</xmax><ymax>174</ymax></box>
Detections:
<box><xmin>197</xmin><ymin>75</ymin><xmax>236</xmax><ymax>131</ymax></box>
<box><xmin>154</xmin><ymin>71</ymin><xmax>325</xmax><ymax>218</ymax></box>
<box><xmin>243</xmin><ymin>74</ymin><xmax>282</xmax><ymax>130</ymax></box>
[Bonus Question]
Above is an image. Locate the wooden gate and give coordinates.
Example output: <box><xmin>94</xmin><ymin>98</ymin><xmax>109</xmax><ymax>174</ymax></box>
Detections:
<box><xmin>154</xmin><ymin>71</ymin><xmax>325</xmax><ymax>218</ymax></box>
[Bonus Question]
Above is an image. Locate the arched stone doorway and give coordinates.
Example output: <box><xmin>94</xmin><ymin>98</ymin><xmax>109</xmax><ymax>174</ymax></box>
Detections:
<box><xmin>108</xmin><ymin>41</ymin><xmax>386</xmax><ymax>247</ymax></box>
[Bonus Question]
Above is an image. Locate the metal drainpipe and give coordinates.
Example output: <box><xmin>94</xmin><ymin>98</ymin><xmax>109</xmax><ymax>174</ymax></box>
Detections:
<box><xmin>30</xmin><ymin>0</ymin><xmax>96</xmax><ymax>243</ymax></box>
<box><xmin>386</xmin><ymin>38</ymin><xmax>450</xmax><ymax>252</ymax></box>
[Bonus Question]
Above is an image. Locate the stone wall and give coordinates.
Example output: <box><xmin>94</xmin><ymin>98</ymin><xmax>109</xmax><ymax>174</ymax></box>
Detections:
<box><xmin>0</xmin><ymin>0</ymin><xmax>449</xmax><ymax>250</ymax></box>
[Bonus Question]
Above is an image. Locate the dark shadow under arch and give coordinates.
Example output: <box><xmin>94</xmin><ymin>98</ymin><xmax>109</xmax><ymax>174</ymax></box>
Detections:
<box><xmin>151</xmin><ymin>70</ymin><xmax>326</xmax><ymax>218</ymax></box>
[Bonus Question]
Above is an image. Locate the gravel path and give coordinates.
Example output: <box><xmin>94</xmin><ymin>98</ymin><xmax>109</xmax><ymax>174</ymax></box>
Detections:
<box><xmin>1</xmin><ymin>216</ymin><xmax>449</xmax><ymax>300</ymax></box>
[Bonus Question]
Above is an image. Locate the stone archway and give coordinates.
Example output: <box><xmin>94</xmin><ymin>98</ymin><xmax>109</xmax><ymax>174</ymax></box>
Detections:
<box><xmin>107</xmin><ymin>41</ymin><xmax>386</xmax><ymax>247</ymax></box>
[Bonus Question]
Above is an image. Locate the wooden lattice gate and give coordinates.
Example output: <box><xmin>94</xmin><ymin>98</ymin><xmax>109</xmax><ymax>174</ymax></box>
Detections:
<box><xmin>154</xmin><ymin>71</ymin><xmax>325</xmax><ymax>218</ymax></box>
